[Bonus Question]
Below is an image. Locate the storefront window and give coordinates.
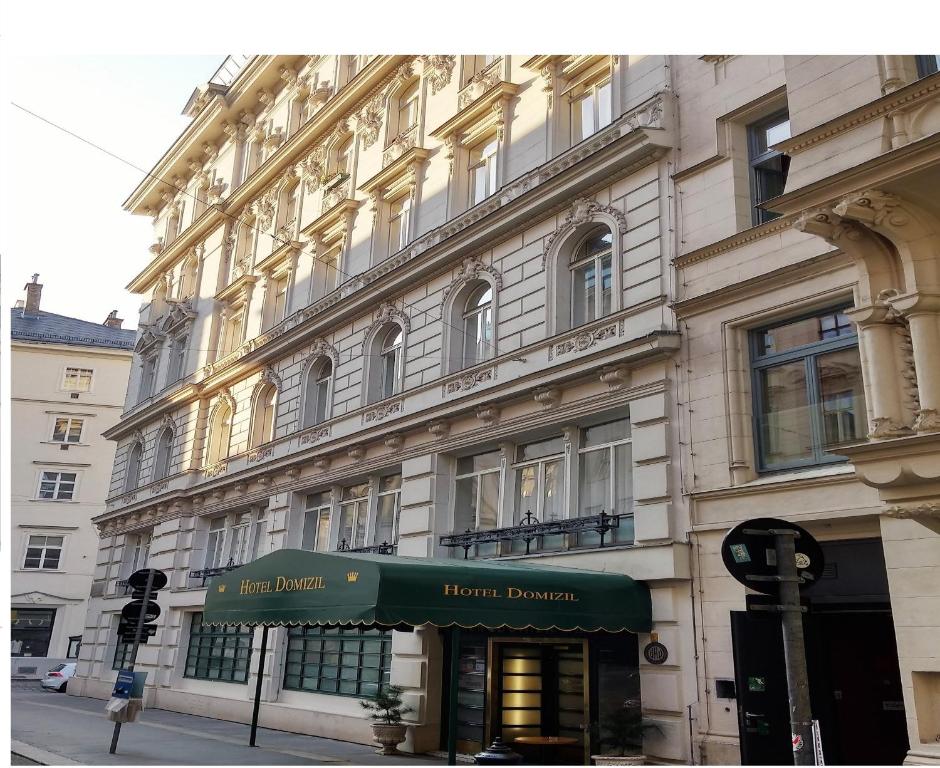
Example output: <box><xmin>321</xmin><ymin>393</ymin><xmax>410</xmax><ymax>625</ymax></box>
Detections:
<box><xmin>592</xmin><ymin>634</ymin><xmax>643</xmax><ymax>757</ymax></box>
<box><xmin>11</xmin><ymin>608</ymin><xmax>56</xmax><ymax>657</ymax></box>
<box><xmin>183</xmin><ymin>612</ymin><xmax>253</xmax><ymax>683</ymax></box>
<box><xmin>283</xmin><ymin>626</ymin><xmax>391</xmax><ymax>697</ymax></box>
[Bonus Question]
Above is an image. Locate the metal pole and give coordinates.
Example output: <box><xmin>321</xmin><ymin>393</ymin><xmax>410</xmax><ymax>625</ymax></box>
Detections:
<box><xmin>110</xmin><ymin>568</ymin><xmax>155</xmax><ymax>755</ymax></box>
<box><xmin>446</xmin><ymin>626</ymin><xmax>461</xmax><ymax>766</ymax></box>
<box><xmin>249</xmin><ymin>625</ymin><xmax>269</xmax><ymax>747</ymax></box>
<box><xmin>773</xmin><ymin>530</ymin><xmax>814</xmax><ymax>766</ymax></box>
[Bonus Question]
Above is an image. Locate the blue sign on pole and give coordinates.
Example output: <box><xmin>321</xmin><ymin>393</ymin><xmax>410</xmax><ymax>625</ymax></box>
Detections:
<box><xmin>112</xmin><ymin>670</ymin><xmax>135</xmax><ymax>700</ymax></box>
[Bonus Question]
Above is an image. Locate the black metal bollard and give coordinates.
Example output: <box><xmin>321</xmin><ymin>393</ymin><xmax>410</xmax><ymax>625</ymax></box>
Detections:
<box><xmin>474</xmin><ymin>737</ymin><xmax>524</xmax><ymax>765</ymax></box>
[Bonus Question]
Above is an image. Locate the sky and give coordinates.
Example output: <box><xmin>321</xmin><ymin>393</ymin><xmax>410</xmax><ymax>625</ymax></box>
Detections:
<box><xmin>2</xmin><ymin>55</ymin><xmax>224</xmax><ymax>330</ymax></box>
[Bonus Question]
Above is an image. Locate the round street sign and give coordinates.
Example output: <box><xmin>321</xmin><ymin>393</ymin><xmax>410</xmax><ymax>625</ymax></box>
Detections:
<box><xmin>128</xmin><ymin>568</ymin><xmax>168</xmax><ymax>591</ymax></box>
<box><xmin>121</xmin><ymin>599</ymin><xmax>162</xmax><ymax>623</ymax></box>
<box><xmin>721</xmin><ymin>517</ymin><xmax>824</xmax><ymax>596</ymax></box>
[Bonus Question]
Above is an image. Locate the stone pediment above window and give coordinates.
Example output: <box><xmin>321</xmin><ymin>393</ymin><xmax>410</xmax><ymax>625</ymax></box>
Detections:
<box><xmin>255</xmin><ymin>239</ymin><xmax>300</xmax><ymax>277</ymax></box>
<box><xmin>360</xmin><ymin>147</ymin><xmax>429</xmax><ymax>202</ymax></box>
<box><xmin>156</xmin><ymin>300</ymin><xmax>197</xmax><ymax>335</ymax></box>
<box><xmin>214</xmin><ymin>273</ymin><xmax>257</xmax><ymax>305</ymax></box>
<box><xmin>134</xmin><ymin>326</ymin><xmax>165</xmax><ymax>354</ymax></box>
<box><xmin>302</xmin><ymin>197</ymin><xmax>359</xmax><ymax>249</ymax></box>
<box><xmin>431</xmin><ymin>80</ymin><xmax>519</xmax><ymax>148</ymax></box>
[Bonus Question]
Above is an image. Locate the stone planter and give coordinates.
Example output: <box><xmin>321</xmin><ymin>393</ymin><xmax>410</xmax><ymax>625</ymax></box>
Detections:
<box><xmin>370</xmin><ymin>722</ymin><xmax>408</xmax><ymax>755</ymax></box>
<box><xmin>591</xmin><ymin>755</ymin><xmax>647</xmax><ymax>766</ymax></box>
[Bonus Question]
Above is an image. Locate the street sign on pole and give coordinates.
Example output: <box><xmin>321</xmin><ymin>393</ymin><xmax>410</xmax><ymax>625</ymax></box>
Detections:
<box><xmin>107</xmin><ymin>568</ymin><xmax>165</xmax><ymax>755</ymax></box>
<box><xmin>722</xmin><ymin>519</ymin><xmax>823</xmax><ymax>767</ymax></box>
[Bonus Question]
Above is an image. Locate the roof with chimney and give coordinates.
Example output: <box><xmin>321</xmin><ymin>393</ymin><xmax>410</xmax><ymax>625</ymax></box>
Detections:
<box><xmin>11</xmin><ymin>309</ymin><xmax>136</xmax><ymax>350</ymax></box>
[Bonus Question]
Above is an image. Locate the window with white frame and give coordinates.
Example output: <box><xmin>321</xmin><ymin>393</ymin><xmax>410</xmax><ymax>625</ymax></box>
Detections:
<box><xmin>264</xmin><ymin>273</ymin><xmax>290</xmax><ymax>330</ymax></box>
<box><xmin>570</xmin><ymin>225</ymin><xmax>613</xmax><ymax>328</ymax></box>
<box><xmin>397</xmin><ymin>81</ymin><xmax>419</xmax><ymax>135</ymax></box>
<box><xmin>570</xmin><ymin>79</ymin><xmax>612</xmax><ymax>144</ymax></box>
<box><xmin>514</xmin><ymin>437</ymin><xmax>566</xmax><ymax>524</ymax></box>
<box><xmin>337</xmin><ymin>482</ymin><xmax>370</xmax><ymax>549</ymax></box>
<box><xmin>578</xmin><ymin>418</ymin><xmax>634</xmax><ymax>545</ymax></box>
<box><xmin>463</xmin><ymin>55</ymin><xmax>499</xmax><ymax>85</ymax></box>
<box><xmin>387</xmin><ymin>195</ymin><xmax>412</xmax><ymax>255</ymax></box>
<box><xmin>461</xmin><ymin>283</ymin><xmax>494</xmax><ymax>369</ymax></box>
<box><xmin>454</xmin><ymin>451</ymin><xmax>501</xmax><ymax>535</ymax></box>
<box><xmin>167</xmin><ymin>334</ymin><xmax>188</xmax><ymax>383</ymax></box>
<box><xmin>219</xmin><ymin>311</ymin><xmax>245</xmax><ymax>357</ymax></box>
<box><xmin>125</xmin><ymin>443</ymin><xmax>142</xmax><ymax>492</ymax></box>
<box><xmin>62</xmin><ymin>367</ymin><xmax>93</xmax><ymax>392</ymax></box>
<box><xmin>51</xmin><ymin>416</ymin><xmax>84</xmax><ymax>443</ymax></box>
<box><xmin>468</xmin><ymin>137</ymin><xmax>498</xmax><ymax>206</ymax></box>
<box><xmin>206</xmin><ymin>400</ymin><xmax>233</xmax><ymax>465</ymax></box>
<box><xmin>311</xmin><ymin>246</ymin><xmax>341</xmax><ymax>301</ymax></box>
<box><xmin>302</xmin><ymin>492</ymin><xmax>332</xmax><ymax>552</ymax></box>
<box><xmin>37</xmin><ymin>471</ymin><xmax>77</xmax><ymax>500</ymax></box>
<box><xmin>302</xmin><ymin>359</ymin><xmax>333</xmax><ymax>429</ymax></box>
<box><xmin>250</xmin><ymin>383</ymin><xmax>278</xmax><ymax>447</ymax></box>
<box><xmin>153</xmin><ymin>428</ymin><xmax>174</xmax><ymax>481</ymax></box>
<box><xmin>204</xmin><ymin>517</ymin><xmax>227</xmax><ymax>569</ymax></box>
<box><xmin>138</xmin><ymin>354</ymin><xmax>159</xmax><ymax>402</ymax></box>
<box><xmin>369</xmin><ymin>324</ymin><xmax>404</xmax><ymax>403</ymax></box>
<box><xmin>374</xmin><ymin>474</ymin><xmax>402</xmax><ymax>547</ymax></box>
<box><xmin>228</xmin><ymin>512</ymin><xmax>253</xmax><ymax>566</ymax></box>
<box><xmin>124</xmin><ymin>530</ymin><xmax>151</xmax><ymax>577</ymax></box>
<box><xmin>334</xmin><ymin>136</ymin><xmax>353</xmax><ymax>178</ymax></box>
<box><xmin>23</xmin><ymin>535</ymin><xmax>64</xmax><ymax>569</ymax></box>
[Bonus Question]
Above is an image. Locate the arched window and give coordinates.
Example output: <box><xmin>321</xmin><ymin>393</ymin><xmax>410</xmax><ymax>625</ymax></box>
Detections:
<box><xmin>125</xmin><ymin>443</ymin><xmax>143</xmax><ymax>492</ymax></box>
<box><xmin>569</xmin><ymin>225</ymin><xmax>613</xmax><ymax>328</ymax></box>
<box><xmin>334</xmin><ymin>136</ymin><xmax>353</xmax><ymax>177</ymax></box>
<box><xmin>303</xmin><ymin>359</ymin><xmax>333</xmax><ymax>428</ymax></box>
<box><xmin>179</xmin><ymin>254</ymin><xmax>198</xmax><ymax>299</ymax></box>
<box><xmin>461</xmin><ymin>283</ymin><xmax>493</xmax><ymax>369</ymax></box>
<box><xmin>380</xmin><ymin>326</ymin><xmax>403</xmax><ymax>400</ymax></box>
<box><xmin>165</xmin><ymin>204</ymin><xmax>182</xmax><ymax>244</ymax></box>
<box><xmin>153</xmin><ymin>428</ymin><xmax>174</xmax><ymax>481</ymax></box>
<box><xmin>207</xmin><ymin>401</ymin><xmax>233</xmax><ymax>465</ymax></box>
<box><xmin>250</xmin><ymin>383</ymin><xmax>278</xmax><ymax>447</ymax></box>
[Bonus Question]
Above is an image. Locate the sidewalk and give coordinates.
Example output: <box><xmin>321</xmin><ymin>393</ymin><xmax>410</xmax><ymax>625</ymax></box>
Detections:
<box><xmin>11</xmin><ymin>684</ymin><xmax>447</xmax><ymax>765</ymax></box>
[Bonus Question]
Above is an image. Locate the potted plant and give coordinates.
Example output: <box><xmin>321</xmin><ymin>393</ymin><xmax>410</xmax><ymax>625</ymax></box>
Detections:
<box><xmin>360</xmin><ymin>684</ymin><xmax>413</xmax><ymax>755</ymax></box>
<box><xmin>590</xmin><ymin>705</ymin><xmax>661</xmax><ymax>766</ymax></box>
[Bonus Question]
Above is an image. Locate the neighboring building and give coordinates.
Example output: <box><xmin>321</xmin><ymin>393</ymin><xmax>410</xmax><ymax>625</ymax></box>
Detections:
<box><xmin>673</xmin><ymin>55</ymin><xmax>940</xmax><ymax>765</ymax></box>
<box><xmin>71</xmin><ymin>53</ymin><xmax>939</xmax><ymax>766</ymax></box>
<box><xmin>11</xmin><ymin>276</ymin><xmax>134</xmax><ymax>678</ymax></box>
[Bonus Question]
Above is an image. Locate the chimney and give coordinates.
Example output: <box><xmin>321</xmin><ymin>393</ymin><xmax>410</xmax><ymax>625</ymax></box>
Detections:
<box><xmin>23</xmin><ymin>274</ymin><xmax>42</xmax><ymax>316</ymax></box>
<box><xmin>103</xmin><ymin>310</ymin><xmax>124</xmax><ymax>329</ymax></box>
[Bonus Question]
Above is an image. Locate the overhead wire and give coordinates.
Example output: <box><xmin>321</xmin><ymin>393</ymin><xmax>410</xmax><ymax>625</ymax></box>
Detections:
<box><xmin>10</xmin><ymin>100</ymin><xmax>524</xmax><ymax>364</ymax></box>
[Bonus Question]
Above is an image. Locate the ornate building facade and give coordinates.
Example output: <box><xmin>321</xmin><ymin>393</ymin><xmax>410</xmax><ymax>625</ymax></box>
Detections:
<box><xmin>73</xmin><ymin>54</ymin><xmax>940</xmax><ymax>764</ymax></box>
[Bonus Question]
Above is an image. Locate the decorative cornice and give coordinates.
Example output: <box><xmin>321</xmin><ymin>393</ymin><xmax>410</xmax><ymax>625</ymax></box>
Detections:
<box><xmin>674</xmin><ymin>214</ymin><xmax>799</xmax><ymax>268</ymax></box>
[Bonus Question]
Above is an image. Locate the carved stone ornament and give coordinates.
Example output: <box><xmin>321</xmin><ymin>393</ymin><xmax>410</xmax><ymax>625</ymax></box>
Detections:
<box><xmin>475</xmin><ymin>404</ymin><xmax>500</xmax><ymax>426</ymax></box>
<box><xmin>248</xmin><ymin>446</ymin><xmax>274</xmax><ymax>464</ymax></box>
<box><xmin>305</xmin><ymin>338</ymin><xmax>340</xmax><ymax>368</ymax></box>
<box><xmin>421</xmin><ymin>55</ymin><xmax>456</xmax><ymax>95</ymax></box>
<box><xmin>550</xmin><ymin>323</ymin><xmax>619</xmax><ymax>360</ymax></box>
<box><xmin>441</xmin><ymin>256</ymin><xmax>503</xmax><ymax>306</ymax></box>
<box><xmin>428</xmin><ymin>420</ymin><xmax>450</xmax><ymax>438</ymax></box>
<box><xmin>599</xmin><ymin>365</ymin><xmax>630</xmax><ymax>389</ymax></box>
<box><xmin>883</xmin><ymin>501</ymin><xmax>940</xmax><ymax>520</ymax></box>
<box><xmin>868</xmin><ymin>416</ymin><xmax>914</xmax><ymax>439</ymax></box>
<box><xmin>445</xmin><ymin>368</ymin><xmax>495</xmax><ymax>396</ymax></box>
<box><xmin>313</xmin><ymin>455</ymin><xmax>331</xmax><ymax>470</ymax></box>
<box><xmin>384</xmin><ymin>433</ymin><xmax>405</xmax><ymax>450</ymax></box>
<box><xmin>348</xmin><ymin>445</ymin><xmax>366</xmax><ymax>461</ymax></box>
<box><xmin>203</xmin><ymin>461</ymin><xmax>228</xmax><ymax>478</ymax></box>
<box><xmin>914</xmin><ymin>408</ymin><xmax>940</xmax><ymax>433</ymax></box>
<box><xmin>373</xmin><ymin>301</ymin><xmax>411</xmax><ymax>334</ymax></box>
<box><xmin>302</xmin><ymin>145</ymin><xmax>326</xmax><ymax>192</ymax></box>
<box><xmin>299</xmin><ymin>425</ymin><xmax>330</xmax><ymax>445</ymax></box>
<box><xmin>285</xmin><ymin>466</ymin><xmax>302</xmax><ymax>480</ymax></box>
<box><xmin>364</xmin><ymin>399</ymin><xmax>403</xmax><ymax>424</ymax></box>
<box><xmin>357</xmin><ymin>94</ymin><xmax>384</xmax><ymax>148</ymax></box>
<box><xmin>545</xmin><ymin>197</ymin><xmax>627</xmax><ymax>255</ymax></box>
<box><xmin>260</xmin><ymin>365</ymin><xmax>283</xmax><ymax>391</ymax></box>
<box><xmin>533</xmin><ymin>386</ymin><xmax>562</xmax><ymax>409</ymax></box>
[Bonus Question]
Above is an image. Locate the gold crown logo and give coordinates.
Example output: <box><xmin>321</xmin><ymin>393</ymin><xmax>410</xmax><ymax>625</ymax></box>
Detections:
<box><xmin>217</xmin><ymin>584</ymin><xmax>226</xmax><ymax>593</ymax></box>
<box><xmin>346</xmin><ymin>571</ymin><xmax>359</xmax><ymax>583</ymax></box>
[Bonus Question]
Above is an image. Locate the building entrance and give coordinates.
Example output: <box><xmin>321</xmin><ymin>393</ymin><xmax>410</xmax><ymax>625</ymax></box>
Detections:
<box><xmin>731</xmin><ymin>538</ymin><xmax>909</xmax><ymax>765</ymax></box>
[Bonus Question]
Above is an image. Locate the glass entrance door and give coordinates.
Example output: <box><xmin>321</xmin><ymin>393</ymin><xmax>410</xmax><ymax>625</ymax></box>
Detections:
<box><xmin>493</xmin><ymin>639</ymin><xmax>589</xmax><ymax>764</ymax></box>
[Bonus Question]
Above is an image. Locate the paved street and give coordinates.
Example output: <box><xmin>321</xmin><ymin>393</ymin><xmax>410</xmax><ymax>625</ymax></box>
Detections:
<box><xmin>11</xmin><ymin>684</ymin><xmax>447</xmax><ymax>765</ymax></box>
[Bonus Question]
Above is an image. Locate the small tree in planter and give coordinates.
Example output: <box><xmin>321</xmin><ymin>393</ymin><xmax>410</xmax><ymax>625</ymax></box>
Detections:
<box><xmin>360</xmin><ymin>685</ymin><xmax>414</xmax><ymax>755</ymax></box>
<box><xmin>591</xmin><ymin>705</ymin><xmax>661</xmax><ymax>766</ymax></box>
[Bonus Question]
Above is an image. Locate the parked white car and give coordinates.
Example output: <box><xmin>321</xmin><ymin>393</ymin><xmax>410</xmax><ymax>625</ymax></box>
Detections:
<box><xmin>40</xmin><ymin>662</ymin><xmax>76</xmax><ymax>692</ymax></box>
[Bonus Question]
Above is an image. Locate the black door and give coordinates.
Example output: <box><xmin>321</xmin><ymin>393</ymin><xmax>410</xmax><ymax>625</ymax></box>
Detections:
<box><xmin>730</xmin><ymin>610</ymin><xmax>793</xmax><ymax>765</ymax></box>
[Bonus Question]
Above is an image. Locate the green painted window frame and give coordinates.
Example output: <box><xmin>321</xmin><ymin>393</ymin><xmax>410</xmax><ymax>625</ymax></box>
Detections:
<box><xmin>183</xmin><ymin>612</ymin><xmax>253</xmax><ymax>684</ymax></box>
<box><xmin>282</xmin><ymin>625</ymin><xmax>391</xmax><ymax>698</ymax></box>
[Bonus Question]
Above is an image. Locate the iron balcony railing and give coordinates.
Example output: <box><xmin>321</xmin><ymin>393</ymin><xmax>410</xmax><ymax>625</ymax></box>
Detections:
<box><xmin>336</xmin><ymin>540</ymin><xmax>396</xmax><ymax>555</ymax></box>
<box><xmin>440</xmin><ymin>510</ymin><xmax>628</xmax><ymax>559</ymax></box>
<box><xmin>188</xmin><ymin>558</ymin><xmax>244</xmax><ymax>586</ymax></box>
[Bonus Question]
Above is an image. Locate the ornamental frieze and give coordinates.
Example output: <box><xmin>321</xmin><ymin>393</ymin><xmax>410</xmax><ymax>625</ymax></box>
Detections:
<box><xmin>548</xmin><ymin>322</ymin><xmax>620</xmax><ymax>361</ymax></box>
<box><xmin>299</xmin><ymin>425</ymin><xmax>330</xmax><ymax>445</ymax></box>
<box><xmin>203</xmin><ymin>460</ymin><xmax>229</xmax><ymax>478</ymax></box>
<box><xmin>247</xmin><ymin>446</ymin><xmax>274</xmax><ymax>464</ymax></box>
<box><xmin>443</xmin><ymin>367</ymin><xmax>495</xmax><ymax>396</ymax></box>
<box><xmin>363</xmin><ymin>399</ymin><xmax>403</xmax><ymax>424</ymax></box>
<box><xmin>421</xmin><ymin>55</ymin><xmax>456</xmax><ymax>95</ymax></box>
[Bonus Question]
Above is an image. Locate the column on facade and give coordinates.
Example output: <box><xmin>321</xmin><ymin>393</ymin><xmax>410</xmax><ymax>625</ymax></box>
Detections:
<box><xmin>893</xmin><ymin>295</ymin><xmax>940</xmax><ymax>432</ymax></box>
<box><xmin>397</xmin><ymin>453</ymin><xmax>450</xmax><ymax>557</ymax></box>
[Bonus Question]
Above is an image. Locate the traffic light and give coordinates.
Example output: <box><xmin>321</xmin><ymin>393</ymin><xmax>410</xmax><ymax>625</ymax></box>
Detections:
<box><xmin>118</xmin><ymin>569</ymin><xmax>167</xmax><ymax>646</ymax></box>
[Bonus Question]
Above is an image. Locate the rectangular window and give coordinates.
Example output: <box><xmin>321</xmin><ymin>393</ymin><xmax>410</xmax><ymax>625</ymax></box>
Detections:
<box><xmin>468</xmin><ymin>138</ymin><xmax>498</xmax><ymax>207</ymax></box>
<box><xmin>578</xmin><ymin>418</ymin><xmax>634</xmax><ymax>546</ymax></box>
<box><xmin>204</xmin><ymin>517</ymin><xmax>227</xmax><ymax>569</ymax></box>
<box><xmin>138</xmin><ymin>356</ymin><xmax>158</xmax><ymax>402</ymax></box>
<box><xmin>302</xmin><ymin>492</ymin><xmax>332</xmax><ymax>552</ymax></box>
<box><xmin>283</xmin><ymin>626</ymin><xmax>391</xmax><ymax>697</ymax></box>
<box><xmin>268</xmin><ymin>275</ymin><xmax>289</xmax><ymax>328</ymax></box>
<box><xmin>220</xmin><ymin>313</ymin><xmax>244</xmax><ymax>357</ymax></box>
<box><xmin>124</xmin><ymin>531</ymin><xmax>151</xmax><ymax>577</ymax></box>
<box><xmin>167</xmin><ymin>335</ymin><xmax>187</xmax><ymax>383</ymax></box>
<box><xmin>52</xmin><ymin>416</ymin><xmax>84</xmax><ymax>443</ymax></box>
<box><xmin>67</xmin><ymin>635</ymin><xmax>82</xmax><ymax>659</ymax></box>
<box><xmin>752</xmin><ymin>307</ymin><xmax>866</xmax><ymax>471</ymax></box>
<box><xmin>228</xmin><ymin>512</ymin><xmax>253</xmax><ymax>566</ymax></box>
<box><xmin>312</xmin><ymin>247</ymin><xmax>340</xmax><ymax>301</ymax></box>
<box><xmin>374</xmin><ymin>474</ymin><xmax>402</xmax><ymax>547</ymax></box>
<box><xmin>338</xmin><ymin>483</ymin><xmax>369</xmax><ymax>549</ymax></box>
<box><xmin>113</xmin><ymin>636</ymin><xmax>133</xmax><ymax>670</ymax></box>
<box><xmin>571</xmin><ymin>79</ymin><xmax>612</xmax><ymax>143</ymax></box>
<box><xmin>62</xmin><ymin>367</ymin><xmax>93</xmax><ymax>392</ymax></box>
<box><xmin>454</xmin><ymin>451</ymin><xmax>501</xmax><ymax>558</ymax></box>
<box><xmin>514</xmin><ymin>438</ymin><xmax>566</xmax><ymax>551</ymax></box>
<box><xmin>916</xmin><ymin>55</ymin><xmax>940</xmax><ymax>78</ymax></box>
<box><xmin>748</xmin><ymin>110</ymin><xmax>791</xmax><ymax>225</ymax></box>
<box><xmin>37</xmin><ymin>471</ymin><xmax>77</xmax><ymax>500</ymax></box>
<box><xmin>23</xmin><ymin>535</ymin><xmax>64</xmax><ymax>569</ymax></box>
<box><xmin>387</xmin><ymin>196</ymin><xmax>411</xmax><ymax>255</ymax></box>
<box><xmin>184</xmin><ymin>612</ymin><xmax>253</xmax><ymax>683</ymax></box>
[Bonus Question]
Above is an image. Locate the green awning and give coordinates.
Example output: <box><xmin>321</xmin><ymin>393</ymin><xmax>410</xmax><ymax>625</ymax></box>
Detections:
<box><xmin>203</xmin><ymin>549</ymin><xmax>651</xmax><ymax>633</ymax></box>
